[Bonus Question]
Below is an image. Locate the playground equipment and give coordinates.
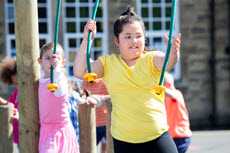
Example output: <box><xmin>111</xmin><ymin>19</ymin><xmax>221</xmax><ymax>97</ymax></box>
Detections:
<box><xmin>84</xmin><ymin>0</ymin><xmax>100</xmax><ymax>83</ymax></box>
<box><xmin>3</xmin><ymin>0</ymin><xmax>177</xmax><ymax>153</ymax></box>
<box><xmin>47</xmin><ymin>0</ymin><xmax>62</xmax><ymax>92</ymax></box>
<box><xmin>153</xmin><ymin>0</ymin><xmax>177</xmax><ymax>101</ymax></box>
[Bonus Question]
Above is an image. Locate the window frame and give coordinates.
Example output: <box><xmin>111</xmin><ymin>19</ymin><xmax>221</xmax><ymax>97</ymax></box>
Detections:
<box><xmin>4</xmin><ymin>0</ymin><xmax>52</xmax><ymax>58</ymax></box>
<box><xmin>136</xmin><ymin>0</ymin><xmax>181</xmax><ymax>80</ymax></box>
<box><xmin>63</xmin><ymin>0</ymin><xmax>108</xmax><ymax>76</ymax></box>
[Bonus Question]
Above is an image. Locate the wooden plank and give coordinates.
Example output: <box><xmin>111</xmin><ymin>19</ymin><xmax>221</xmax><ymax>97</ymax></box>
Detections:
<box><xmin>79</xmin><ymin>104</ymin><xmax>97</xmax><ymax>153</ymax></box>
<box><xmin>106</xmin><ymin>101</ymin><xmax>114</xmax><ymax>153</ymax></box>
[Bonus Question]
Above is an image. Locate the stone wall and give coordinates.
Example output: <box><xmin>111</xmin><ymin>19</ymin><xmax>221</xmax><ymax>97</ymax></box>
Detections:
<box><xmin>180</xmin><ymin>0</ymin><xmax>230</xmax><ymax>129</ymax></box>
<box><xmin>215</xmin><ymin>0</ymin><xmax>230</xmax><ymax>127</ymax></box>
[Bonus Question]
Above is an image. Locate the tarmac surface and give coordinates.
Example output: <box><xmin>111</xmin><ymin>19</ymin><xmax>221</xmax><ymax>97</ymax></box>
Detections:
<box><xmin>13</xmin><ymin>130</ymin><xmax>230</xmax><ymax>153</ymax></box>
<box><xmin>187</xmin><ymin>130</ymin><xmax>230</xmax><ymax>153</ymax></box>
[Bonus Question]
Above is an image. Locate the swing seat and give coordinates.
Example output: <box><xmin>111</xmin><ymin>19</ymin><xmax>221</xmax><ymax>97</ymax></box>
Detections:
<box><xmin>47</xmin><ymin>83</ymin><xmax>58</xmax><ymax>92</ymax></box>
<box><xmin>152</xmin><ymin>85</ymin><xmax>165</xmax><ymax>102</ymax></box>
<box><xmin>83</xmin><ymin>73</ymin><xmax>97</xmax><ymax>83</ymax></box>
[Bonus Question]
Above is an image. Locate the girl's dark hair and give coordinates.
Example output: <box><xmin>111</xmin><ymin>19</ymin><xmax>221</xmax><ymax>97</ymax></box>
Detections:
<box><xmin>113</xmin><ymin>6</ymin><xmax>145</xmax><ymax>38</ymax></box>
<box><xmin>0</xmin><ymin>58</ymin><xmax>17</xmax><ymax>84</ymax></box>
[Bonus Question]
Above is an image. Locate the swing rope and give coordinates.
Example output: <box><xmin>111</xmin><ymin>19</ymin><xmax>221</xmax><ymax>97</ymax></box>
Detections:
<box><xmin>48</xmin><ymin>0</ymin><xmax>62</xmax><ymax>92</ymax></box>
<box><xmin>84</xmin><ymin>0</ymin><xmax>100</xmax><ymax>83</ymax></box>
<box><xmin>153</xmin><ymin>0</ymin><xmax>177</xmax><ymax>99</ymax></box>
<box><xmin>158</xmin><ymin>0</ymin><xmax>177</xmax><ymax>86</ymax></box>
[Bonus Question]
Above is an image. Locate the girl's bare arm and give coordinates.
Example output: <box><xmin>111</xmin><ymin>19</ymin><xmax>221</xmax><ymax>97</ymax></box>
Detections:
<box><xmin>74</xmin><ymin>20</ymin><xmax>104</xmax><ymax>78</ymax></box>
<box><xmin>153</xmin><ymin>34</ymin><xmax>181</xmax><ymax>71</ymax></box>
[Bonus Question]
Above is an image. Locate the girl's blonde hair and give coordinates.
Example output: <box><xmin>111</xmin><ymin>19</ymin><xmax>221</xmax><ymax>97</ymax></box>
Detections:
<box><xmin>39</xmin><ymin>42</ymin><xmax>64</xmax><ymax>59</ymax></box>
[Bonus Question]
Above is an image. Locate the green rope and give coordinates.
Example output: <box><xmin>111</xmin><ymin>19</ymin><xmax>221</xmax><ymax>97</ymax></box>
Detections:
<box><xmin>159</xmin><ymin>0</ymin><xmax>177</xmax><ymax>85</ymax></box>
<box><xmin>50</xmin><ymin>0</ymin><xmax>62</xmax><ymax>83</ymax></box>
<box><xmin>86</xmin><ymin>0</ymin><xmax>100</xmax><ymax>73</ymax></box>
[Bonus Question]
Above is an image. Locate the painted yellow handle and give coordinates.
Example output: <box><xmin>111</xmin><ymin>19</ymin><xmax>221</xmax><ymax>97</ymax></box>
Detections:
<box><xmin>83</xmin><ymin>73</ymin><xmax>97</xmax><ymax>83</ymax></box>
<box><xmin>47</xmin><ymin>83</ymin><xmax>58</xmax><ymax>92</ymax></box>
<box><xmin>152</xmin><ymin>85</ymin><xmax>165</xmax><ymax>102</ymax></box>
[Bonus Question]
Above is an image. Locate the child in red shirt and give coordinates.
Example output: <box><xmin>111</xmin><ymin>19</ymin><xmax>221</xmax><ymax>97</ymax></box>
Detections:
<box><xmin>164</xmin><ymin>72</ymin><xmax>192</xmax><ymax>153</ymax></box>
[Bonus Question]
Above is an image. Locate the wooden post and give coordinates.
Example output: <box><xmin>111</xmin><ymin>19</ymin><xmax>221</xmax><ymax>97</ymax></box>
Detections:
<box><xmin>14</xmin><ymin>0</ymin><xmax>40</xmax><ymax>153</ymax></box>
<box><xmin>79</xmin><ymin>104</ymin><xmax>97</xmax><ymax>153</ymax></box>
<box><xmin>106</xmin><ymin>101</ymin><xmax>114</xmax><ymax>153</ymax></box>
<box><xmin>0</xmin><ymin>104</ymin><xmax>14</xmax><ymax>153</ymax></box>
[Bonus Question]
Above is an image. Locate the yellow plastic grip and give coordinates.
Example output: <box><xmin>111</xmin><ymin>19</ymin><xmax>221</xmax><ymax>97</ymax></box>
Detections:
<box><xmin>152</xmin><ymin>85</ymin><xmax>165</xmax><ymax>102</ymax></box>
<box><xmin>47</xmin><ymin>83</ymin><xmax>58</xmax><ymax>92</ymax></box>
<box><xmin>83</xmin><ymin>73</ymin><xmax>97</xmax><ymax>83</ymax></box>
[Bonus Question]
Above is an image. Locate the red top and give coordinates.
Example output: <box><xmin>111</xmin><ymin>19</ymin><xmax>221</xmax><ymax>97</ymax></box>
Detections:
<box><xmin>8</xmin><ymin>88</ymin><xmax>19</xmax><ymax>144</ymax></box>
<box><xmin>165</xmin><ymin>84</ymin><xmax>192</xmax><ymax>138</ymax></box>
<box><xmin>83</xmin><ymin>79</ymin><xmax>108</xmax><ymax>127</ymax></box>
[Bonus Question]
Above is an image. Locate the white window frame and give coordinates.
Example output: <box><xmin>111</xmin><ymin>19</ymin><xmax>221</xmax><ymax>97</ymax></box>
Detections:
<box><xmin>37</xmin><ymin>0</ymin><xmax>52</xmax><ymax>45</ymax></box>
<box><xmin>5</xmin><ymin>0</ymin><xmax>15</xmax><ymax>57</ymax></box>
<box><xmin>4</xmin><ymin>0</ymin><xmax>52</xmax><ymax>58</ymax></box>
<box><xmin>63</xmin><ymin>0</ymin><xmax>108</xmax><ymax>76</ymax></box>
<box><xmin>136</xmin><ymin>0</ymin><xmax>181</xmax><ymax>80</ymax></box>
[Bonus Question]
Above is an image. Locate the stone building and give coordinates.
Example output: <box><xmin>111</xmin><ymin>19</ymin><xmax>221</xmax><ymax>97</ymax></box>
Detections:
<box><xmin>180</xmin><ymin>0</ymin><xmax>230</xmax><ymax>129</ymax></box>
<box><xmin>0</xmin><ymin>0</ymin><xmax>229</xmax><ymax>129</ymax></box>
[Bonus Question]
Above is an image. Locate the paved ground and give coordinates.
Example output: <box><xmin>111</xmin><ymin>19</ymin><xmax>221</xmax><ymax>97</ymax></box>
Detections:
<box><xmin>187</xmin><ymin>130</ymin><xmax>230</xmax><ymax>153</ymax></box>
<box><xmin>13</xmin><ymin>130</ymin><xmax>230</xmax><ymax>153</ymax></box>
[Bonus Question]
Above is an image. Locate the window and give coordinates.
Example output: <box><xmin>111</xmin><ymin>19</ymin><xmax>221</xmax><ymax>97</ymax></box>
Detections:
<box><xmin>137</xmin><ymin>0</ymin><xmax>181</xmax><ymax>79</ymax></box>
<box><xmin>63</xmin><ymin>0</ymin><xmax>108</xmax><ymax>76</ymax></box>
<box><xmin>5</xmin><ymin>0</ymin><xmax>52</xmax><ymax>58</ymax></box>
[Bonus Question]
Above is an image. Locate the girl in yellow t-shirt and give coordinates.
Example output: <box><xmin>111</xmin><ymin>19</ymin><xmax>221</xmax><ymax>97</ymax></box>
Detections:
<box><xmin>74</xmin><ymin>7</ymin><xmax>181</xmax><ymax>153</ymax></box>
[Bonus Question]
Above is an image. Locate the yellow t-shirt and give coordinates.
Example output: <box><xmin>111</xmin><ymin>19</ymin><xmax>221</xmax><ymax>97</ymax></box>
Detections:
<box><xmin>99</xmin><ymin>52</ymin><xmax>168</xmax><ymax>143</ymax></box>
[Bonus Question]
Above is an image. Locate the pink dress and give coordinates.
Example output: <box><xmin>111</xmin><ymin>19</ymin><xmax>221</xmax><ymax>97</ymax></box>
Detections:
<box><xmin>38</xmin><ymin>74</ymin><xmax>79</xmax><ymax>153</ymax></box>
<box><xmin>8</xmin><ymin>88</ymin><xmax>19</xmax><ymax>144</ymax></box>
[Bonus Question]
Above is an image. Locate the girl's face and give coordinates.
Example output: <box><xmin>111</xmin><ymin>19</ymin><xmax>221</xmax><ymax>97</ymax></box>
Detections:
<box><xmin>38</xmin><ymin>47</ymin><xmax>64</xmax><ymax>78</ymax></box>
<box><xmin>115</xmin><ymin>21</ymin><xmax>145</xmax><ymax>63</ymax></box>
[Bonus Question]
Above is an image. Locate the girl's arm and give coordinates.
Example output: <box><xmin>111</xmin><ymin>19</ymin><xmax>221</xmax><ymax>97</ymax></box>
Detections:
<box><xmin>84</xmin><ymin>95</ymin><xmax>111</xmax><ymax>108</ymax></box>
<box><xmin>0</xmin><ymin>97</ymin><xmax>8</xmax><ymax>105</ymax></box>
<box><xmin>165</xmin><ymin>88</ymin><xmax>184</xmax><ymax>103</ymax></box>
<box><xmin>93</xmin><ymin>95</ymin><xmax>111</xmax><ymax>107</ymax></box>
<box><xmin>165</xmin><ymin>88</ymin><xmax>177</xmax><ymax>99</ymax></box>
<box><xmin>74</xmin><ymin>20</ymin><xmax>104</xmax><ymax>79</ymax></box>
<box><xmin>154</xmin><ymin>34</ymin><xmax>181</xmax><ymax>71</ymax></box>
<box><xmin>53</xmin><ymin>68</ymin><xmax>68</xmax><ymax>97</ymax></box>
<box><xmin>50</xmin><ymin>53</ymin><xmax>68</xmax><ymax>96</ymax></box>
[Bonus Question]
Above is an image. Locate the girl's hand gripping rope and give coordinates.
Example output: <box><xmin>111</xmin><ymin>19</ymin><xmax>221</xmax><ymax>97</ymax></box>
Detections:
<box><xmin>83</xmin><ymin>20</ymin><xmax>98</xmax><ymax>83</ymax></box>
<box><xmin>47</xmin><ymin>53</ymin><xmax>62</xmax><ymax>92</ymax></box>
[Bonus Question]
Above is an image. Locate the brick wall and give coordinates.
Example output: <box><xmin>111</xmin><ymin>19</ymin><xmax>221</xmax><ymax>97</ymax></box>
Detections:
<box><xmin>215</xmin><ymin>0</ymin><xmax>230</xmax><ymax>126</ymax></box>
<box><xmin>180</xmin><ymin>0</ymin><xmax>230</xmax><ymax>129</ymax></box>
